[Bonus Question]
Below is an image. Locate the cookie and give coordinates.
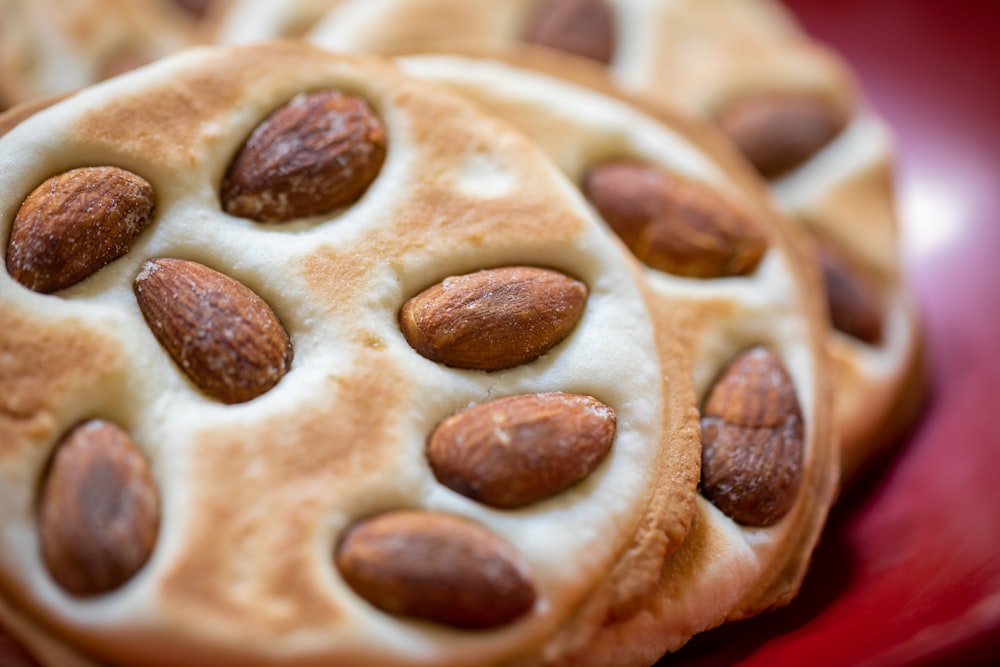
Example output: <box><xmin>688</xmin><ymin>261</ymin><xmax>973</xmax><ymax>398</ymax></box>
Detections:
<box><xmin>211</xmin><ymin>0</ymin><xmax>926</xmax><ymax>478</ymax></box>
<box><xmin>395</xmin><ymin>51</ymin><xmax>837</xmax><ymax>664</ymax></box>
<box><xmin>0</xmin><ymin>42</ymin><xmax>703</xmax><ymax>667</ymax></box>
<box><xmin>208</xmin><ymin>0</ymin><xmax>349</xmax><ymax>44</ymax></box>
<box><xmin>0</xmin><ymin>0</ymin><xmax>202</xmax><ymax>110</ymax></box>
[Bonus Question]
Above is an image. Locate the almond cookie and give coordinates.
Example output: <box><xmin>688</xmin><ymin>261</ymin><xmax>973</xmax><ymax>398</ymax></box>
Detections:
<box><xmin>0</xmin><ymin>43</ymin><xmax>701</xmax><ymax>667</ymax></box>
<box><xmin>394</xmin><ymin>52</ymin><xmax>836</xmax><ymax>665</ymax></box>
<box><xmin>210</xmin><ymin>0</ymin><xmax>924</xmax><ymax>478</ymax></box>
<box><xmin>0</xmin><ymin>0</ymin><xmax>204</xmax><ymax>110</ymax></box>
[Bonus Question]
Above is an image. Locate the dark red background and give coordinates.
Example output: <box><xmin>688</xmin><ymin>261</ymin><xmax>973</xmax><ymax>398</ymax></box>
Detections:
<box><xmin>3</xmin><ymin>1</ymin><xmax>1000</xmax><ymax>666</ymax></box>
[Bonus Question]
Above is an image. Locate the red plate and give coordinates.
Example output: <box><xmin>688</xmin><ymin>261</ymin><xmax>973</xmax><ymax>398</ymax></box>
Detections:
<box><xmin>2</xmin><ymin>1</ymin><xmax>999</xmax><ymax>666</ymax></box>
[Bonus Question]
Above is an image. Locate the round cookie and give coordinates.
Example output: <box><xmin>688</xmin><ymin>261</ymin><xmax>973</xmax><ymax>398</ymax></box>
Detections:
<box><xmin>0</xmin><ymin>43</ymin><xmax>701</xmax><ymax>667</ymax></box>
<box><xmin>208</xmin><ymin>0</ymin><xmax>923</xmax><ymax>479</ymax></box>
<box><xmin>394</xmin><ymin>51</ymin><xmax>836</xmax><ymax>665</ymax></box>
<box><xmin>0</xmin><ymin>0</ymin><xmax>203</xmax><ymax>110</ymax></box>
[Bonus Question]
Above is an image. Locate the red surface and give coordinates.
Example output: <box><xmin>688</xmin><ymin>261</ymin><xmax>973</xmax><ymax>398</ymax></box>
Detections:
<box><xmin>2</xmin><ymin>2</ymin><xmax>1000</xmax><ymax>666</ymax></box>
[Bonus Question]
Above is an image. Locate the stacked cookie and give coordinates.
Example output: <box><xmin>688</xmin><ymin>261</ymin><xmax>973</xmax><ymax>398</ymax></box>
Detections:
<box><xmin>0</xmin><ymin>0</ymin><xmax>922</xmax><ymax>664</ymax></box>
<box><xmin>6</xmin><ymin>42</ymin><xmax>667</xmax><ymax>666</ymax></box>
<box><xmin>211</xmin><ymin>0</ymin><xmax>923</xmax><ymax>479</ymax></box>
<box><xmin>0</xmin><ymin>40</ymin><xmax>832</xmax><ymax>667</ymax></box>
<box><xmin>0</xmin><ymin>0</ymin><xmax>215</xmax><ymax>111</ymax></box>
<box><xmin>399</xmin><ymin>50</ymin><xmax>843</xmax><ymax>664</ymax></box>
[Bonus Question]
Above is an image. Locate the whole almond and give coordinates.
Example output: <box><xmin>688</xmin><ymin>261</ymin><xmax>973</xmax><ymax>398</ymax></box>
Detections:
<box><xmin>399</xmin><ymin>266</ymin><xmax>587</xmax><ymax>371</ymax></box>
<box><xmin>716</xmin><ymin>93</ymin><xmax>848</xmax><ymax>179</ymax></box>
<box><xmin>99</xmin><ymin>48</ymin><xmax>150</xmax><ymax>81</ymax></box>
<box><xmin>524</xmin><ymin>0</ymin><xmax>616</xmax><ymax>64</ymax></box>
<box><xmin>336</xmin><ymin>511</ymin><xmax>536</xmax><ymax>629</ymax></box>
<box><xmin>134</xmin><ymin>258</ymin><xmax>293</xmax><ymax>404</ymax></box>
<box><xmin>6</xmin><ymin>166</ymin><xmax>155</xmax><ymax>293</ymax></box>
<box><xmin>428</xmin><ymin>392</ymin><xmax>615</xmax><ymax>508</ymax></box>
<box><xmin>583</xmin><ymin>160</ymin><xmax>767</xmax><ymax>278</ymax></box>
<box><xmin>817</xmin><ymin>236</ymin><xmax>884</xmax><ymax>344</ymax></box>
<box><xmin>700</xmin><ymin>347</ymin><xmax>803</xmax><ymax>526</ymax></box>
<box><xmin>172</xmin><ymin>0</ymin><xmax>212</xmax><ymax>18</ymax></box>
<box><xmin>221</xmin><ymin>90</ymin><xmax>387</xmax><ymax>223</ymax></box>
<box><xmin>39</xmin><ymin>419</ymin><xmax>160</xmax><ymax>597</ymax></box>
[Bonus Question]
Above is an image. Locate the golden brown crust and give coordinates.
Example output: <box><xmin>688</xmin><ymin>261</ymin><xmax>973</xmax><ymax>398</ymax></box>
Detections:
<box><xmin>0</xmin><ymin>308</ymin><xmax>127</xmax><ymax>469</ymax></box>
<box><xmin>294</xmin><ymin>0</ymin><xmax>922</xmax><ymax>484</ymax></box>
<box><xmin>0</xmin><ymin>42</ymin><xmax>700</xmax><ymax>667</ymax></box>
<box><xmin>391</xmin><ymin>49</ymin><xmax>836</xmax><ymax>666</ymax></box>
<box><xmin>0</xmin><ymin>0</ymin><xmax>198</xmax><ymax>109</ymax></box>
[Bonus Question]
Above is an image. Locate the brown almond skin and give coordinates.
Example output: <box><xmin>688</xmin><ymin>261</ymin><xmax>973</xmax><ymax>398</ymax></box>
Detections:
<box><xmin>336</xmin><ymin>511</ymin><xmax>536</xmax><ymax>629</ymax></box>
<box><xmin>99</xmin><ymin>49</ymin><xmax>150</xmax><ymax>81</ymax></box>
<box><xmin>816</xmin><ymin>237</ymin><xmax>885</xmax><ymax>344</ymax></box>
<box><xmin>428</xmin><ymin>392</ymin><xmax>616</xmax><ymax>508</ymax></box>
<box><xmin>221</xmin><ymin>90</ymin><xmax>387</xmax><ymax>223</ymax></box>
<box><xmin>133</xmin><ymin>258</ymin><xmax>293</xmax><ymax>404</ymax></box>
<box><xmin>524</xmin><ymin>0</ymin><xmax>616</xmax><ymax>64</ymax></box>
<box><xmin>6</xmin><ymin>166</ymin><xmax>155</xmax><ymax>293</ymax></box>
<box><xmin>39</xmin><ymin>420</ymin><xmax>160</xmax><ymax>597</ymax></box>
<box><xmin>700</xmin><ymin>347</ymin><xmax>803</xmax><ymax>526</ymax></box>
<box><xmin>583</xmin><ymin>160</ymin><xmax>767</xmax><ymax>278</ymax></box>
<box><xmin>172</xmin><ymin>0</ymin><xmax>212</xmax><ymax>18</ymax></box>
<box><xmin>716</xmin><ymin>93</ymin><xmax>849</xmax><ymax>179</ymax></box>
<box><xmin>399</xmin><ymin>266</ymin><xmax>587</xmax><ymax>371</ymax></box>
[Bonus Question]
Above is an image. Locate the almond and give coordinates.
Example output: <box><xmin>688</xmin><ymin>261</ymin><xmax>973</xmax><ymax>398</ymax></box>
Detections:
<box><xmin>524</xmin><ymin>0</ymin><xmax>616</xmax><ymax>65</ymax></box>
<box><xmin>133</xmin><ymin>258</ymin><xmax>293</xmax><ymax>404</ymax></box>
<box><xmin>172</xmin><ymin>0</ymin><xmax>212</xmax><ymax>18</ymax></box>
<box><xmin>716</xmin><ymin>93</ymin><xmax>849</xmax><ymax>179</ymax></box>
<box><xmin>336</xmin><ymin>511</ymin><xmax>536</xmax><ymax>629</ymax></box>
<box><xmin>699</xmin><ymin>347</ymin><xmax>803</xmax><ymax>526</ymax></box>
<box><xmin>816</xmin><ymin>236</ymin><xmax>884</xmax><ymax>344</ymax></box>
<box><xmin>39</xmin><ymin>420</ymin><xmax>160</xmax><ymax>597</ymax></box>
<box><xmin>583</xmin><ymin>160</ymin><xmax>767</xmax><ymax>278</ymax></box>
<box><xmin>221</xmin><ymin>90</ymin><xmax>387</xmax><ymax>223</ymax></box>
<box><xmin>399</xmin><ymin>266</ymin><xmax>587</xmax><ymax>371</ymax></box>
<box><xmin>99</xmin><ymin>48</ymin><xmax>150</xmax><ymax>81</ymax></box>
<box><xmin>428</xmin><ymin>392</ymin><xmax>615</xmax><ymax>508</ymax></box>
<box><xmin>5</xmin><ymin>166</ymin><xmax>155</xmax><ymax>293</ymax></box>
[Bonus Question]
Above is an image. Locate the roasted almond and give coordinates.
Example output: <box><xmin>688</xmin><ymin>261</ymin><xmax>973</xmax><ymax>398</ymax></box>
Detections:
<box><xmin>428</xmin><ymin>392</ymin><xmax>615</xmax><ymax>508</ymax></box>
<box><xmin>700</xmin><ymin>347</ymin><xmax>803</xmax><ymax>526</ymax></box>
<box><xmin>399</xmin><ymin>266</ymin><xmax>587</xmax><ymax>371</ymax></box>
<box><xmin>133</xmin><ymin>258</ymin><xmax>293</xmax><ymax>404</ymax></box>
<box><xmin>6</xmin><ymin>166</ymin><xmax>155</xmax><ymax>293</ymax></box>
<box><xmin>39</xmin><ymin>419</ymin><xmax>160</xmax><ymax>597</ymax></box>
<box><xmin>583</xmin><ymin>160</ymin><xmax>767</xmax><ymax>278</ymax></box>
<box><xmin>524</xmin><ymin>0</ymin><xmax>616</xmax><ymax>65</ymax></box>
<box><xmin>172</xmin><ymin>0</ymin><xmax>212</xmax><ymax>18</ymax></box>
<box><xmin>99</xmin><ymin>48</ymin><xmax>150</xmax><ymax>81</ymax></box>
<box><xmin>816</xmin><ymin>236</ymin><xmax>884</xmax><ymax>344</ymax></box>
<box><xmin>336</xmin><ymin>511</ymin><xmax>536</xmax><ymax>629</ymax></box>
<box><xmin>221</xmin><ymin>90</ymin><xmax>387</xmax><ymax>223</ymax></box>
<box><xmin>715</xmin><ymin>93</ymin><xmax>849</xmax><ymax>179</ymax></box>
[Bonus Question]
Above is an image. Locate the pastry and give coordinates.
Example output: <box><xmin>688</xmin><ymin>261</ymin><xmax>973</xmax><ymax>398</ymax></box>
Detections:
<box><xmin>208</xmin><ymin>0</ymin><xmax>349</xmax><ymax>44</ymax></box>
<box><xmin>208</xmin><ymin>0</ymin><xmax>927</xmax><ymax>478</ymax></box>
<box><xmin>0</xmin><ymin>41</ymin><xmax>835</xmax><ymax>666</ymax></box>
<box><xmin>0</xmin><ymin>0</ymin><xmax>201</xmax><ymax>110</ymax></box>
<box><xmin>0</xmin><ymin>42</ymin><xmax>701</xmax><ymax>667</ymax></box>
<box><xmin>396</xmin><ymin>50</ymin><xmax>837</xmax><ymax>664</ymax></box>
